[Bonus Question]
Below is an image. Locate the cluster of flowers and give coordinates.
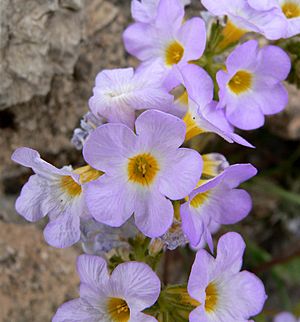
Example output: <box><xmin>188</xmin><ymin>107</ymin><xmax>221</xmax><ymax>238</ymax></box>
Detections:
<box><xmin>12</xmin><ymin>0</ymin><xmax>299</xmax><ymax>321</ymax></box>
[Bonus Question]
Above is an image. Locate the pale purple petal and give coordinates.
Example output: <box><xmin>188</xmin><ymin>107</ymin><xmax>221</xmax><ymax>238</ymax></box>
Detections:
<box><xmin>177</xmin><ymin>18</ymin><xmax>206</xmax><ymax>62</ymax></box>
<box><xmin>130</xmin><ymin>312</ymin><xmax>158</xmax><ymax>322</ymax></box>
<box><xmin>76</xmin><ymin>254</ymin><xmax>109</xmax><ymax>290</ymax></box>
<box><xmin>52</xmin><ymin>299</ymin><xmax>100</xmax><ymax>322</ymax></box>
<box><xmin>159</xmin><ymin>148</ymin><xmax>202</xmax><ymax>200</ymax></box>
<box><xmin>213</xmin><ymin>188</ymin><xmax>252</xmax><ymax>225</ymax></box>
<box><xmin>226</xmin><ymin>40</ymin><xmax>258</xmax><ymax>74</ymax></box>
<box><xmin>135</xmin><ymin>110</ymin><xmax>186</xmax><ymax>151</ymax></box>
<box><xmin>187</xmin><ymin>249</ymin><xmax>213</xmax><ymax>302</ymax></box>
<box><xmin>12</xmin><ymin>147</ymin><xmax>71</xmax><ymax>179</ymax></box>
<box><xmin>254</xmin><ymin>84</ymin><xmax>288</xmax><ymax>115</ymax></box>
<box><xmin>123</xmin><ymin>23</ymin><xmax>158</xmax><ymax>61</ymax></box>
<box><xmin>110</xmin><ymin>261</ymin><xmax>161</xmax><ymax>311</ymax></box>
<box><xmin>225</xmin><ymin>271</ymin><xmax>267</xmax><ymax>318</ymax></box>
<box><xmin>15</xmin><ymin>175</ymin><xmax>55</xmax><ymax>222</ymax></box>
<box><xmin>84</xmin><ymin>176</ymin><xmax>135</xmax><ymax>227</ymax></box>
<box><xmin>216</xmin><ymin>163</ymin><xmax>257</xmax><ymax>189</ymax></box>
<box><xmin>226</xmin><ymin>95</ymin><xmax>265</xmax><ymax>130</ymax></box>
<box><xmin>155</xmin><ymin>0</ymin><xmax>184</xmax><ymax>32</ymax></box>
<box><xmin>95</xmin><ymin>67</ymin><xmax>134</xmax><ymax>88</ymax></box>
<box><xmin>286</xmin><ymin>17</ymin><xmax>300</xmax><ymax>38</ymax></box>
<box><xmin>274</xmin><ymin>312</ymin><xmax>298</xmax><ymax>322</ymax></box>
<box><xmin>131</xmin><ymin>0</ymin><xmax>159</xmax><ymax>23</ymax></box>
<box><xmin>255</xmin><ymin>45</ymin><xmax>291</xmax><ymax>81</ymax></box>
<box><xmin>177</xmin><ymin>64</ymin><xmax>214</xmax><ymax>108</ymax></box>
<box><xmin>216</xmin><ymin>232</ymin><xmax>245</xmax><ymax>275</ymax></box>
<box><xmin>43</xmin><ymin>210</ymin><xmax>81</xmax><ymax>248</ymax></box>
<box><xmin>83</xmin><ymin>123</ymin><xmax>137</xmax><ymax>174</ymax></box>
<box><xmin>181</xmin><ymin>202</ymin><xmax>205</xmax><ymax>246</ymax></box>
<box><xmin>247</xmin><ymin>0</ymin><xmax>278</xmax><ymax>11</ymax></box>
<box><xmin>201</xmin><ymin>0</ymin><xmax>229</xmax><ymax>15</ymax></box>
<box><xmin>134</xmin><ymin>189</ymin><xmax>173</xmax><ymax>238</ymax></box>
<box><xmin>189</xmin><ymin>306</ymin><xmax>208</xmax><ymax>322</ymax></box>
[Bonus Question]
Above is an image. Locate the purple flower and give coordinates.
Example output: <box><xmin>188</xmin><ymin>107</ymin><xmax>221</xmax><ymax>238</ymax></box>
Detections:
<box><xmin>89</xmin><ymin>63</ymin><xmax>173</xmax><ymax>129</ymax></box>
<box><xmin>11</xmin><ymin>147</ymin><xmax>101</xmax><ymax>248</ymax></box>
<box><xmin>202</xmin><ymin>0</ymin><xmax>287</xmax><ymax>40</ymax></box>
<box><xmin>83</xmin><ymin>109</ymin><xmax>202</xmax><ymax>238</ymax></box>
<box><xmin>187</xmin><ymin>232</ymin><xmax>267</xmax><ymax>322</ymax></box>
<box><xmin>131</xmin><ymin>0</ymin><xmax>191</xmax><ymax>23</ymax></box>
<box><xmin>217</xmin><ymin>40</ymin><xmax>291</xmax><ymax>130</ymax></box>
<box><xmin>274</xmin><ymin>312</ymin><xmax>300</xmax><ymax>322</ymax></box>
<box><xmin>53</xmin><ymin>255</ymin><xmax>160</xmax><ymax>322</ymax></box>
<box><xmin>175</xmin><ymin>63</ymin><xmax>254</xmax><ymax>147</ymax></box>
<box><xmin>123</xmin><ymin>0</ymin><xmax>206</xmax><ymax>88</ymax></box>
<box><xmin>248</xmin><ymin>0</ymin><xmax>300</xmax><ymax>37</ymax></box>
<box><xmin>181</xmin><ymin>163</ymin><xmax>257</xmax><ymax>251</ymax></box>
<box><xmin>71</xmin><ymin>112</ymin><xmax>105</xmax><ymax>150</ymax></box>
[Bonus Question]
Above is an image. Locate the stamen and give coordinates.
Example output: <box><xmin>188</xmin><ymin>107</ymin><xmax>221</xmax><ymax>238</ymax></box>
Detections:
<box><xmin>228</xmin><ymin>70</ymin><xmax>253</xmax><ymax>95</ymax></box>
<box><xmin>127</xmin><ymin>153</ymin><xmax>159</xmax><ymax>186</ymax></box>
<box><xmin>107</xmin><ymin>298</ymin><xmax>130</xmax><ymax>322</ymax></box>
<box><xmin>165</xmin><ymin>41</ymin><xmax>184</xmax><ymax>66</ymax></box>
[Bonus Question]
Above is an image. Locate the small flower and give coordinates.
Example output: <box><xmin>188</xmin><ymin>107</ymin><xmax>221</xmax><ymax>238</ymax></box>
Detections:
<box><xmin>202</xmin><ymin>0</ymin><xmax>287</xmax><ymax>40</ymax></box>
<box><xmin>217</xmin><ymin>40</ymin><xmax>291</xmax><ymax>130</ymax></box>
<box><xmin>53</xmin><ymin>255</ymin><xmax>160</xmax><ymax>322</ymax></box>
<box><xmin>274</xmin><ymin>312</ymin><xmax>300</xmax><ymax>322</ymax></box>
<box><xmin>83</xmin><ymin>109</ymin><xmax>202</xmax><ymax>238</ymax></box>
<box><xmin>80</xmin><ymin>217</ymin><xmax>138</xmax><ymax>257</ymax></box>
<box><xmin>176</xmin><ymin>63</ymin><xmax>254</xmax><ymax>147</ymax></box>
<box><xmin>123</xmin><ymin>0</ymin><xmax>206</xmax><ymax>88</ymax></box>
<box><xmin>187</xmin><ymin>232</ymin><xmax>267</xmax><ymax>322</ymax></box>
<box><xmin>11</xmin><ymin>147</ymin><xmax>102</xmax><ymax>248</ymax></box>
<box><xmin>131</xmin><ymin>0</ymin><xmax>191</xmax><ymax>24</ymax></box>
<box><xmin>89</xmin><ymin>63</ymin><xmax>173</xmax><ymax>129</ymax></box>
<box><xmin>71</xmin><ymin>112</ymin><xmax>105</xmax><ymax>150</ymax></box>
<box><xmin>248</xmin><ymin>0</ymin><xmax>300</xmax><ymax>38</ymax></box>
<box><xmin>181</xmin><ymin>164</ymin><xmax>257</xmax><ymax>251</ymax></box>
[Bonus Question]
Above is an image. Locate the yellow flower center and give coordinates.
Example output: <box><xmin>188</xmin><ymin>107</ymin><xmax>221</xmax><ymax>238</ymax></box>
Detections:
<box><xmin>165</xmin><ymin>41</ymin><xmax>184</xmax><ymax>66</ymax></box>
<box><xmin>190</xmin><ymin>191</ymin><xmax>211</xmax><ymax>208</ymax></box>
<box><xmin>282</xmin><ymin>1</ymin><xmax>300</xmax><ymax>18</ymax></box>
<box><xmin>127</xmin><ymin>153</ymin><xmax>159</xmax><ymax>186</ymax></box>
<box><xmin>60</xmin><ymin>165</ymin><xmax>102</xmax><ymax>197</ymax></box>
<box><xmin>107</xmin><ymin>298</ymin><xmax>130</xmax><ymax>322</ymax></box>
<box><xmin>205</xmin><ymin>283</ymin><xmax>218</xmax><ymax>313</ymax></box>
<box><xmin>60</xmin><ymin>176</ymin><xmax>82</xmax><ymax>197</ymax></box>
<box><xmin>228</xmin><ymin>70</ymin><xmax>253</xmax><ymax>95</ymax></box>
<box><xmin>183</xmin><ymin>111</ymin><xmax>206</xmax><ymax>141</ymax></box>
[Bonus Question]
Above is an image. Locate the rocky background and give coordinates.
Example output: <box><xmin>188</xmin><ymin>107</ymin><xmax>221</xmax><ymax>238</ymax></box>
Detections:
<box><xmin>0</xmin><ymin>0</ymin><xmax>299</xmax><ymax>321</ymax></box>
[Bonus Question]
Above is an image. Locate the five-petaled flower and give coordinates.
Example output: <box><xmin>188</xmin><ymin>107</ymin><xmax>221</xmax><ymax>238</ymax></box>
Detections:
<box><xmin>11</xmin><ymin>147</ymin><xmax>101</xmax><ymax>248</ymax></box>
<box><xmin>181</xmin><ymin>163</ymin><xmax>257</xmax><ymax>251</ymax></box>
<box><xmin>89</xmin><ymin>63</ymin><xmax>173</xmax><ymax>129</ymax></box>
<box><xmin>123</xmin><ymin>0</ymin><xmax>206</xmax><ymax>89</ymax></box>
<box><xmin>187</xmin><ymin>232</ymin><xmax>267</xmax><ymax>322</ymax></box>
<box><xmin>217</xmin><ymin>40</ymin><xmax>291</xmax><ymax>130</ymax></box>
<box><xmin>53</xmin><ymin>254</ymin><xmax>160</xmax><ymax>322</ymax></box>
<box><xmin>83</xmin><ymin>109</ymin><xmax>202</xmax><ymax>238</ymax></box>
